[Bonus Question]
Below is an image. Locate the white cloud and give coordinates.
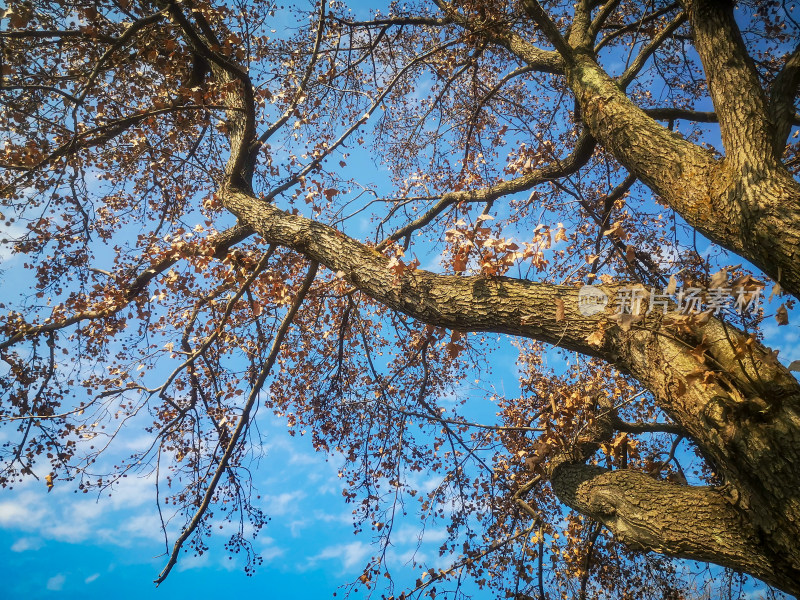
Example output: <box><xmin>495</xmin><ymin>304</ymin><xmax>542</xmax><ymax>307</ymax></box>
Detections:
<box><xmin>0</xmin><ymin>222</ymin><xmax>26</xmax><ymax>264</ymax></box>
<box><xmin>85</xmin><ymin>573</ymin><xmax>100</xmax><ymax>584</ymax></box>
<box><xmin>288</xmin><ymin>450</ymin><xmax>322</xmax><ymax>466</ymax></box>
<box><xmin>392</xmin><ymin>525</ymin><xmax>447</xmax><ymax>545</ymax></box>
<box><xmin>177</xmin><ymin>553</ymin><xmax>211</xmax><ymax>572</ymax></box>
<box><xmin>264</xmin><ymin>491</ymin><xmax>306</xmax><ymax>516</ymax></box>
<box><xmin>261</xmin><ymin>545</ymin><xmax>285</xmax><ymax>562</ymax></box>
<box><xmin>286</xmin><ymin>517</ymin><xmax>310</xmax><ymax>537</ymax></box>
<box><xmin>0</xmin><ymin>480</ymin><xmax>168</xmax><ymax>551</ymax></box>
<box><xmin>263</xmin><ymin>435</ymin><xmax>324</xmax><ymax>468</ymax></box>
<box><xmin>110</xmin><ymin>511</ymin><xmax>164</xmax><ymax>543</ymax></box>
<box><xmin>104</xmin><ymin>474</ymin><xmax>156</xmax><ymax>509</ymax></box>
<box><xmin>10</xmin><ymin>537</ymin><xmax>44</xmax><ymax>552</ymax></box>
<box><xmin>388</xmin><ymin>547</ymin><xmax>427</xmax><ymax>567</ymax></box>
<box><xmin>256</xmin><ymin>536</ymin><xmax>285</xmax><ymax>562</ymax></box>
<box><xmin>0</xmin><ymin>497</ymin><xmax>43</xmax><ymax>527</ymax></box>
<box><xmin>46</xmin><ymin>574</ymin><xmax>65</xmax><ymax>591</ymax></box>
<box><xmin>46</xmin><ymin>501</ymin><xmax>99</xmax><ymax>543</ymax></box>
<box><xmin>220</xmin><ymin>556</ymin><xmax>238</xmax><ymax>572</ymax></box>
<box><xmin>313</xmin><ymin>541</ymin><xmax>371</xmax><ymax>571</ymax></box>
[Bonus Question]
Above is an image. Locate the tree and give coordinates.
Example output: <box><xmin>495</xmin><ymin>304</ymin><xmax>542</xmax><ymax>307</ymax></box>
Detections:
<box><xmin>1</xmin><ymin>0</ymin><xmax>800</xmax><ymax>597</ymax></box>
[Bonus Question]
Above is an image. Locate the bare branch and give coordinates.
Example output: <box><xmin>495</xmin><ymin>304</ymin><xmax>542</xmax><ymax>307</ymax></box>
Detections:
<box><xmin>620</xmin><ymin>12</ymin><xmax>687</xmax><ymax>89</ymax></box>
<box><xmin>594</xmin><ymin>3</ymin><xmax>681</xmax><ymax>53</ymax></box>
<box><xmin>328</xmin><ymin>15</ymin><xmax>450</xmax><ymax>28</ymax></box>
<box><xmin>0</xmin><ymin>224</ymin><xmax>252</xmax><ymax>350</ymax></box>
<box><xmin>378</xmin><ymin>128</ymin><xmax>595</xmax><ymax>249</ymax></box>
<box><xmin>154</xmin><ymin>259</ymin><xmax>318</xmax><ymax>584</ymax></box>
<box><xmin>1</xmin><ymin>84</ymin><xmax>83</xmax><ymax>105</ymax></box>
<box><xmin>258</xmin><ymin>1</ymin><xmax>327</xmax><ymax>145</ymax></box>
<box><xmin>74</xmin><ymin>10</ymin><xmax>168</xmax><ymax>106</ymax></box>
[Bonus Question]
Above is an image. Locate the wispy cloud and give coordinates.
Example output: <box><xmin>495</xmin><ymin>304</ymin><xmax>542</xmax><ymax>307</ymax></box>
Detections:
<box><xmin>0</xmin><ymin>495</ymin><xmax>45</xmax><ymax>527</ymax></box>
<box><xmin>0</xmin><ymin>222</ymin><xmax>26</xmax><ymax>264</ymax></box>
<box><xmin>392</xmin><ymin>525</ymin><xmax>447</xmax><ymax>546</ymax></box>
<box><xmin>177</xmin><ymin>553</ymin><xmax>211</xmax><ymax>572</ymax></box>
<box><xmin>46</xmin><ymin>574</ymin><xmax>65</xmax><ymax>592</ymax></box>
<box><xmin>10</xmin><ymin>536</ymin><xmax>44</xmax><ymax>552</ymax></box>
<box><xmin>312</xmin><ymin>541</ymin><xmax>371</xmax><ymax>571</ymax></box>
<box><xmin>264</xmin><ymin>491</ymin><xmax>306</xmax><ymax>516</ymax></box>
<box><xmin>0</xmin><ymin>477</ymin><xmax>165</xmax><ymax>549</ymax></box>
<box><xmin>261</xmin><ymin>545</ymin><xmax>285</xmax><ymax>562</ymax></box>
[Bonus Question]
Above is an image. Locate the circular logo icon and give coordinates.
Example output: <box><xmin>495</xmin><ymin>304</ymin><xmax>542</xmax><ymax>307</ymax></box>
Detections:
<box><xmin>577</xmin><ymin>285</ymin><xmax>609</xmax><ymax>316</ymax></box>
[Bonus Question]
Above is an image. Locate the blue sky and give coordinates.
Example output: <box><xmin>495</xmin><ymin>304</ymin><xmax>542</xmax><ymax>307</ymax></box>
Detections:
<box><xmin>0</xmin><ymin>408</ymin><xmax>473</xmax><ymax>599</ymax></box>
<box><xmin>0</xmin><ymin>0</ymin><xmax>517</xmax><ymax>590</ymax></box>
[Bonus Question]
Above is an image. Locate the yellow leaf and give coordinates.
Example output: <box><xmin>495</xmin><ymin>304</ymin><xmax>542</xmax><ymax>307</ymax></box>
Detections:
<box><xmin>555</xmin><ymin>298</ymin><xmax>565</xmax><ymax>322</ymax></box>
<box><xmin>665</xmin><ymin>274</ymin><xmax>678</xmax><ymax>295</ymax></box>
<box><xmin>586</xmin><ymin>328</ymin><xmax>605</xmax><ymax>348</ymax></box>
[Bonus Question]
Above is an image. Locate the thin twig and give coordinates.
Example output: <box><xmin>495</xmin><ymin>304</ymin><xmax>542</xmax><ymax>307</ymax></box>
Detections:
<box><xmin>154</xmin><ymin>260</ymin><xmax>318</xmax><ymax>584</ymax></box>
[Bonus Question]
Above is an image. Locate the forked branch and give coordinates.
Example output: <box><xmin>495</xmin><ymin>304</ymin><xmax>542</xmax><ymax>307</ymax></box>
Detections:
<box><xmin>154</xmin><ymin>259</ymin><xmax>318</xmax><ymax>584</ymax></box>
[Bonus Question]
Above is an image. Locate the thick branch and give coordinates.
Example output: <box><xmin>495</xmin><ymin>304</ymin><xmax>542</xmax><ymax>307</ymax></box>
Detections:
<box><xmin>556</xmin><ymin>49</ymin><xmax>740</xmax><ymax>248</ymax></box>
<box><xmin>379</xmin><ymin>128</ymin><xmax>595</xmax><ymax>248</ymax></box>
<box><xmin>642</xmin><ymin>107</ymin><xmax>718</xmax><ymax>122</ymax></box>
<box><xmin>165</xmin><ymin>0</ymin><xmax>257</xmax><ymax>186</ymax></box>
<box><xmin>683</xmin><ymin>0</ymin><xmax>777</xmax><ymax>168</ymax></box>
<box><xmin>330</xmin><ymin>15</ymin><xmax>450</xmax><ymax>28</ymax></box>
<box><xmin>463</xmin><ymin>0</ymin><xmax>800</xmax><ymax>297</ymax></box>
<box><xmin>549</xmin><ymin>464</ymin><xmax>798</xmax><ymax>594</ymax></box>
<box><xmin>611</xmin><ymin>418</ymin><xmax>684</xmax><ymax>436</ymax></box>
<box><xmin>433</xmin><ymin>0</ymin><xmax>563</xmax><ymax>74</ymax></box>
<box><xmin>769</xmin><ymin>42</ymin><xmax>800</xmax><ymax>155</ymax></box>
<box><xmin>519</xmin><ymin>0</ymin><xmax>574</xmax><ymax>60</ymax></box>
<box><xmin>222</xmin><ymin>187</ymin><xmax>619</xmax><ymax>358</ymax></box>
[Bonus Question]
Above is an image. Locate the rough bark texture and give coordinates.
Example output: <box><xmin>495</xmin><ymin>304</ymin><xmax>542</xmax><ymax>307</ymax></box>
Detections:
<box><xmin>550</xmin><ymin>465</ymin><xmax>776</xmax><ymax>580</ymax></box>
<box><xmin>212</xmin><ymin>2</ymin><xmax>800</xmax><ymax>594</ymax></box>
<box><xmin>561</xmin><ymin>51</ymin><xmax>800</xmax><ymax>301</ymax></box>
<box><xmin>220</xmin><ymin>185</ymin><xmax>800</xmax><ymax>595</ymax></box>
<box><xmin>515</xmin><ymin>0</ymin><xmax>800</xmax><ymax>300</ymax></box>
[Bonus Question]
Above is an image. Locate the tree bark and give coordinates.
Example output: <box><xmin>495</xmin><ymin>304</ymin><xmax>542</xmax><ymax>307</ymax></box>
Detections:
<box><xmin>221</xmin><ymin>185</ymin><xmax>800</xmax><ymax>595</ymax></box>
<box><xmin>512</xmin><ymin>0</ymin><xmax>800</xmax><ymax>299</ymax></box>
<box><xmin>211</xmin><ymin>2</ymin><xmax>800</xmax><ymax>591</ymax></box>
